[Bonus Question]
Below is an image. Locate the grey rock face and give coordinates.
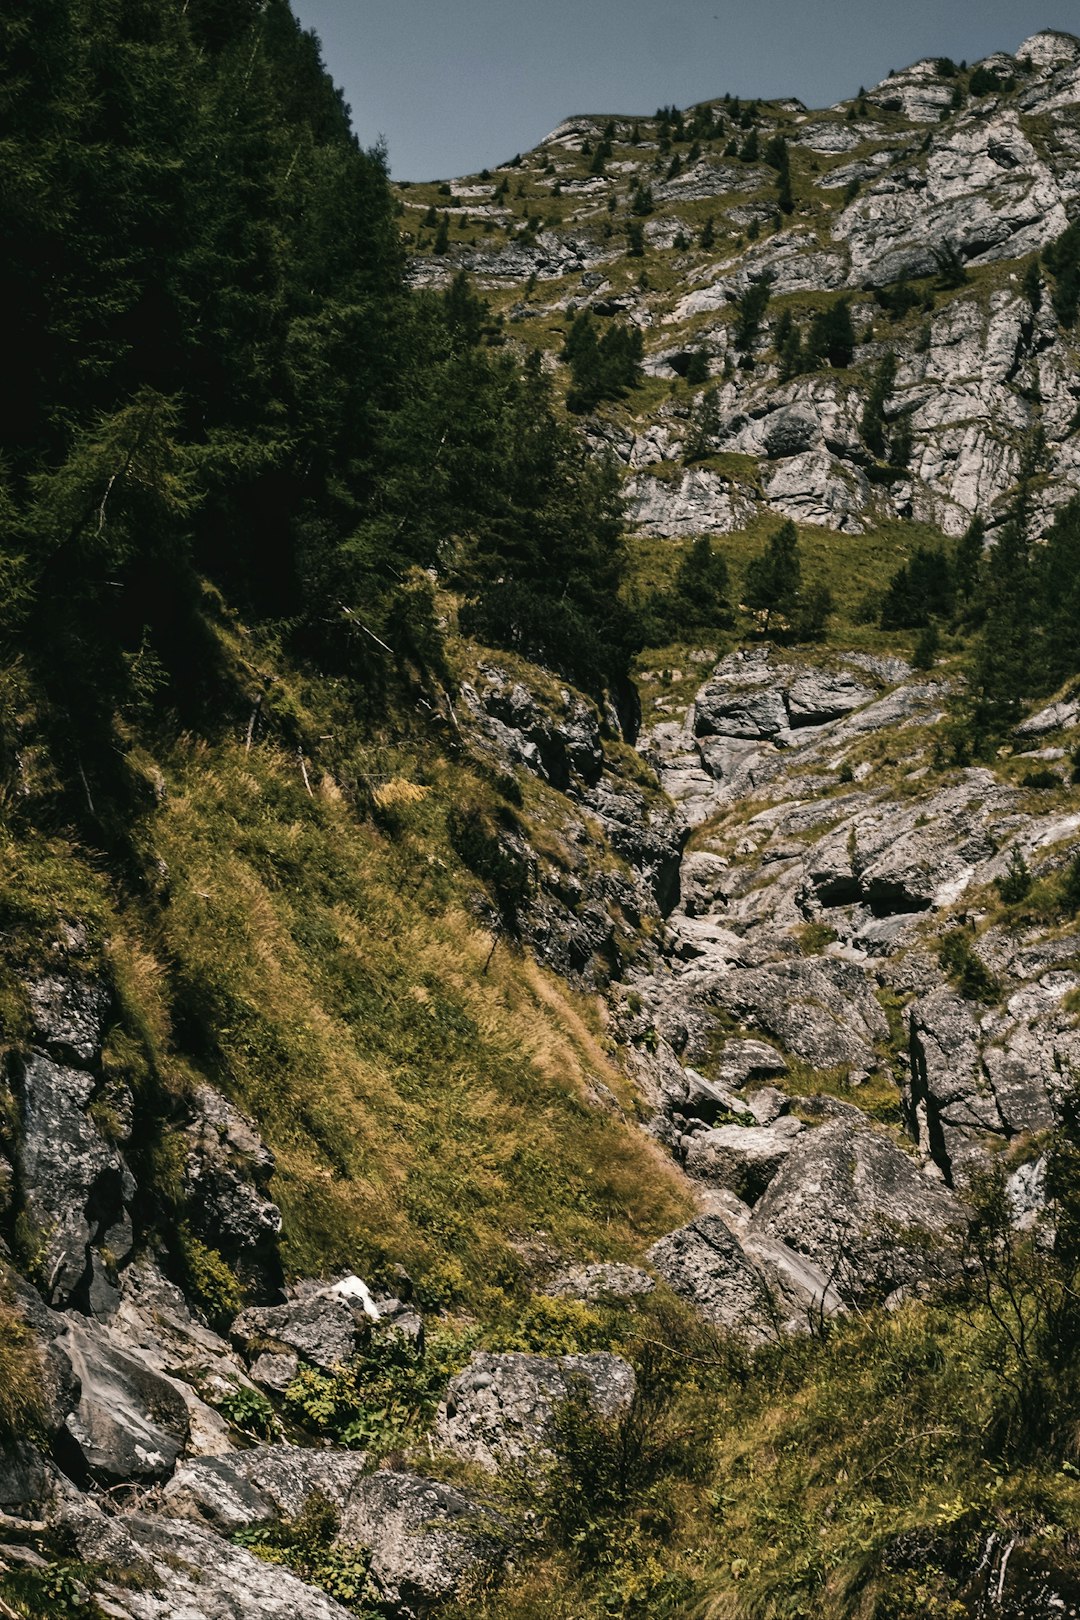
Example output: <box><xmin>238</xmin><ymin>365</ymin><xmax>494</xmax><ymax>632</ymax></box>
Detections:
<box><xmin>435</xmin><ymin>1351</ymin><xmax>636</xmax><ymax>1472</ymax></box>
<box><xmin>27</xmin><ymin>977</ymin><xmax>109</xmax><ymax>1065</ymax></box>
<box><xmin>647</xmin><ymin>1214</ymin><xmax>839</xmax><ymax>1339</ymax></box>
<box><xmin>720</xmin><ymin>956</ymin><xmax>889</xmax><ymax>1071</ymax></box>
<box><xmin>164</xmin><ymin>1446</ymin><xmax>372</xmax><ymax>1533</ymax></box>
<box><xmin>543</xmin><ymin>1262</ymin><xmax>656</xmax><ymax>1301</ymax></box>
<box><xmin>14</xmin><ymin>1052</ymin><xmax>134</xmax><ymax>1309</ymax></box>
<box><xmin>685</xmin><ymin>1116</ymin><xmax>804</xmax><ymax>1201</ymax></box>
<box><xmin>0</xmin><ymin>1441</ymin><xmax>52</xmax><ymax>1514</ymax></box>
<box><xmin>907</xmin><ymin>982</ymin><xmax>1062</xmax><ymax>1181</ymax></box>
<box><xmin>339</xmin><ymin>1470</ymin><xmax>510</xmax><ymax>1619</ymax></box>
<box><xmin>752</xmin><ymin>1119</ymin><xmax>966</xmax><ymax>1299</ymax></box>
<box><xmin>96</xmin><ymin>1514</ymin><xmax>355</xmax><ymax>1620</ymax></box>
<box><xmin>55</xmin><ymin>1317</ymin><xmax>191</xmax><ymax>1485</ymax></box>
<box><xmin>183</xmin><ymin>1085</ymin><xmax>282</xmax><ymax>1298</ymax></box>
<box><xmin>625</xmin><ymin>466</ymin><xmax>756</xmax><ymax>537</ymax></box>
<box><xmin>231</xmin><ymin>1293</ymin><xmax>360</xmax><ymax>1372</ymax></box>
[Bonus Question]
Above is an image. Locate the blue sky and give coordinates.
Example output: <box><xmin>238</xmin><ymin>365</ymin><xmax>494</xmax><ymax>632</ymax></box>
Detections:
<box><xmin>289</xmin><ymin>2</ymin><xmax>1075</xmax><ymax>179</ymax></box>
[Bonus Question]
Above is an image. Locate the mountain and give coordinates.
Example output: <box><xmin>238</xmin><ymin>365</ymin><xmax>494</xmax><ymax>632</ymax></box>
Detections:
<box><xmin>403</xmin><ymin>30</ymin><xmax>1080</xmax><ymax>542</ymax></box>
<box><xmin>1</xmin><ymin>10</ymin><xmax>1080</xmax><ymax>1620</ymax></box>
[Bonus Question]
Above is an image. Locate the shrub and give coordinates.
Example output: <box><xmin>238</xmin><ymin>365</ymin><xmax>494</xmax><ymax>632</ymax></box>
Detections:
<box><xmin>0</xmin><ymin>1295</ymin><xmax>43</xmax><ymax>1443</ymax></box>
<box><xmin>995</xmin><ymin>849</ymin><xmax>1032</xmax><ymax>905</ymax></box>
<box><xmin>937</xmin><ymin>929</ymin><xmax>999</xmax><ymax>1003</ymax></box>
<box><xmin>237</xmin><ymin>1492</ymin><xmax>377</xmax><ymax>1612</ymax></box>
<box><xmin>1060</xmin><ymin>853</ymin><xmax>1080</xmax><ymax>915</ymax></box>
<box><xmin>284</xmin><ymin>1325</ymin><xmax>475</xmax><ymax>1453</ymax></box>
<box><xmin>175</xmin><ymin>1229</ymin><xmax>243</xmax><ymax>1327</ymax></box>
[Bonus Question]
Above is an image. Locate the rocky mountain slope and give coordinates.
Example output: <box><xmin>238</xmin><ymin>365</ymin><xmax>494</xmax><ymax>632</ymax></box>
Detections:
<box><xmin>3</xmin><ymin>24</ymin><xmax>1080</xmax><ymax>1620</ymax></box>
<box><xmin>404</xmin><ymin>29</ymin><xmax>1080</xmax><ymax>541</ymax></box>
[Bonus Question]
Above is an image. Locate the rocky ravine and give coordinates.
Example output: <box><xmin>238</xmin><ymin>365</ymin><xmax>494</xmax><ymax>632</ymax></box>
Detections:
<box><xmin>5</xmin><ymin>637</ymin><xmax>1076</xmax><ymax>1615</ymax></box>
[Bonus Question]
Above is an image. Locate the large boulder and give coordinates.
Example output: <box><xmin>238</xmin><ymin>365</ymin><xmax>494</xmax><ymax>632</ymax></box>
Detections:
<box><xmin>648</xmin><ymin>1215</ymin><xmax>840</xmax><ymax>1340</ymax></box>
<box><xmin>231</xmin><ymin>1292</ymin><xmax>360</xmax><ymax>1372</ymax></box>
<box><xmin>92</xmin><ymin>1513</ymin><xmax>355</xmax><ymax>1620</ymax></box>
<box><xmin>13</xmin><ymin>1052</ymin><xmax>135</xmax><ymax>1310</ymax></box>
<box><xmin>751</xmin><ymin>1118</ymin><xmax>966</xmax><ymax>1300</ymax></box>
<box><xmin>338</xmin><ymin>1470</ymin><xmax>510</xmax><ymax>1618</ymax></box>
<box><xmin>54</xmin><ymin>1317</ymin><xmax>191</xmax><ymax>1485</ymax></box>
<box><xmin>684</xmin><ymin>1116</ymin><xmax>804</xmax><ymax>1201</ymax></box>
<box><xmin>435</xmin><ymin>1351</ymin><xmax>635</xmax><ymax>1473</ymax></box>
<box><xmin>164</xmin><ymin>1445</ymin><xmax>372</xmax><ymax>1533</ymax></box>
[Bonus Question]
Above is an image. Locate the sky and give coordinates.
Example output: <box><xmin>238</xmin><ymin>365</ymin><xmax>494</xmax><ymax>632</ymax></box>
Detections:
<box><xmin>289</xmin><ymin>1</ymin><xmax>1074</xmax><ymax>180</ymax></box>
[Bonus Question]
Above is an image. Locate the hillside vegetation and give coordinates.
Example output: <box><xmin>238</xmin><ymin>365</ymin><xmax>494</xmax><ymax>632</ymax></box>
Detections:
<box><xmin>2</xmin><ymin>8</ymin><xmax>1080</xmax><ymax>1620</ymax></box>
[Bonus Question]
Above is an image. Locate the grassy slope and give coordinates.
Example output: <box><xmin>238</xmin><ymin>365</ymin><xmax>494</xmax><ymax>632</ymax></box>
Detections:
<box><xmin>0</xmin><ymin>602</ymin><xmax>691</xmax><ymax>1317</ymax></box>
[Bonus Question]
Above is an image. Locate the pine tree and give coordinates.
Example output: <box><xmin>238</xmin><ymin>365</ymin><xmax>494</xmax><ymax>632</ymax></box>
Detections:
<box><xmin>954</xmin><ymin>515</ymin><xmax>986</xmax><ymax>601</ymax></box>
<box><xmin>807</xmin><ymin>298</ymin><xmax>855</xmax><ymax>369</ymax></box>
<box><xmin>699</xmin><ymin>215</ymin><xmax>716</xmax><ymax>250</ymax></box>
<box><xmin>970</xmin><ymin>499</ymin><xmax>1036</xmax><ymax>735</ymax></box>
<box><xmin>862</xmin><ymin>352</ymin><xmax>898</xmax><ymax>456</ymax></box>
<box><xmin>683</xmin><ymin>387</ymin><xmax>722</xmax><ymax>462</ymax></box>
<box><xmin>734</xmin><ymin>276</ymin><xmax>773</xmax><ymax>355</ymax></box>
<box><xmin>744</xmin><ymin>520</ymin><xmax>801</xmax><ymax>630</ymax></box>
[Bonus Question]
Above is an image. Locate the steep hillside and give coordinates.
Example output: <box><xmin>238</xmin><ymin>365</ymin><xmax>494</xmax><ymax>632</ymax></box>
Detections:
<box><xmin>2</xmin><ymin>11</ymin><xmax>1080</xmax><ymax>1620</ymax></box>
<box><xmin>402</xmin><ymin>30</ymin><xmax>1080</xmax><ymax>541</ymax></box>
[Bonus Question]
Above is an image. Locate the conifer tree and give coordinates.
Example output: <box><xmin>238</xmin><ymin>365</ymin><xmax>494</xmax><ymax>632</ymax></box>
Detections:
<box><xmin>744</xmin><ymin>519</ymin><xmax>801</xmax><ymax>629</ymax></box>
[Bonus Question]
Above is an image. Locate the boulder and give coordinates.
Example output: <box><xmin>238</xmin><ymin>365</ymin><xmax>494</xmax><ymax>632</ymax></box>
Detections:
<box><xmin>231</xmin><ymin>1293</ymin><xmax>360</xmax><ymax>1372</ymax></box>
<box><xmin>95</xmin><ymin>1514</ymin><xmax>355</xmax><ymax>1620</ymax></box>
<box><xmin>685</xmin><ymin>1116</ymin><xmax>804</xmax><ymax>1201</ymax></box>
<box><xmin>55</xmin><ymin>1317</ymin><xmax>191</xmax><ymax>1485</ymax></box>
<box><xmin>785</xmin><ymin>670</ymin><xmax>873</xmax><ymax>727</ymax></box>
<box><xmin>751</xmin><ymin>1118</ymin><xmax>966</xmax><ymax>1300</ymax></box>
<box><xmin>542</xmin><ymin>1262</ymin><xmax>656</xmax><ymax>1301</ymax></box>
<box><xmin>27</xmin><ymin>977</ymin><xmax>109</xmax><ymax>1065</ymax></box>
<box><xmin>339</xmin><ymin>1470</ymin><xmax>510</xmax><ymax>1618</ymax></box>
<box><xmin>183</xmin><ymin>1086</ymin><xmax>283</xmax><ymax>1298</ymax></box>
<box><xmin>647</xmin><ymin>1214</ymin><xmax>840</xmax><ymax>1340</ymax></box>
<box><xmin>164</xmin><ymin>1445</ymin><xmax>372</xmax><ymax>1533</ymax></box>
<box><xmin>14</xmin><ymin>1051</ymin><xmax>135</xmax><ymax>1309</ymax></box>
<box><xmin>718</xmin><ymin>956</ymin><xmax>889</xmax><ymax>1071</ymax></box>
<box><xmin>435</xmin><ymin>1351</ymin><xmax>636</xmax><ymax>1472</ymax></box>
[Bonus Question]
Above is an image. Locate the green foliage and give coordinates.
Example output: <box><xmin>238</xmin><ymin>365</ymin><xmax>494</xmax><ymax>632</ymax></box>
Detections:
<box><xmin>215</xmin><ymin>1377</ymin><xmax>278</xmax><ymax>1439</ymax></box>
<box><xmin>683</xmin><ymin>386</ymin><xmax>721</xmax><ymax>462</ymax></box>
<box><xmin>237</xmin><ymin>1493</ymin><xmax>378</xmax><ymax>1615</ymax></box>
<box><xmin>995</xmin><ymin>849</ymin><xmax>1032</xmax><ymax>904</ymax></box>
<box><xmin>640</xmin><ymin>534</ymin><xmax>733</xmax><ymax>644</ymax></box>
<box><xmin>0</xmin><ymin>1560</ymin><xmax>103</xmax><ymax>1619</ymax></box>
<box><xmin>953</xmin><ymin>514</ymin><xmax>985</xmax><ymax>601</ymax></box>
<box><xmin>806</xmin><ymin>297</ymin><xmax>855</xmax><ymax>369</ymax></box>
<box><xmin>743</xmin><ymin>519</ymin><xmax>801</xmax><ymax>629</ymax></box>
<box><xmin>0</xmin><ymin>1291</ymin><xmax>44</xmax><ymax>1444</ymax></box>
<box><xmin>937</xmin><ymin>928</ymin><xmax>1000</xmax><ymax>1003</ymax></box>
<box><xmin>1044</xmin><ymin>221</ymin><xmax>1080</xmax><ymax>328</ymax></box>
<box><xmin>933</xmin><ymin>241</ymin><xmax>969</xmax><ymax>289</ymax></box>
<box><xmin>561</xmin><ymin>312</ymin><xmax>644</xmax><ymax>414</ymax></box>
<box><xmin>861</xmin><ymin>350</ymin><xmax>897</xmax><ymax>457</ymax></box>
<box><xmin>1061</xmin><ymin>853</ymin><xmax>1080</xmax><ymax>916</ymax></box>
<box><xmin>629</xmin><ymin>181</ymin><xmax>654</xmax><ymax>216</ymax></box>
<box><xmin>911</xmin><ymin>622</ymin><xmax>940</xmax><ymax>669</ymax></box>
<box><xmin>284</xmin><ymin>1325</ymin><xmax>475</xmax><ymax>1452</ymax></box>
<box><xmin>174</xmin><ymin>1229</ymin><xmax>244</xmax><ymax>1326</ymax></box>
<box><xmin>684</xmin><ymin>349</ymin><xmax>710</xmax><ymax>385</ymax></box>
<box><xmin>699</xmin><ymin>214</ymin><xmax>716</xmax><ymax>250</ymax></box>
<box><xmin>879</xmin><ymin>543</ymin><xmax>954</xmax><ymax>629</ymax></box>
<box><xmin>733</xmin><ymin>275</ymin><xmax>772</xmax><ymax>355</ymax></box>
